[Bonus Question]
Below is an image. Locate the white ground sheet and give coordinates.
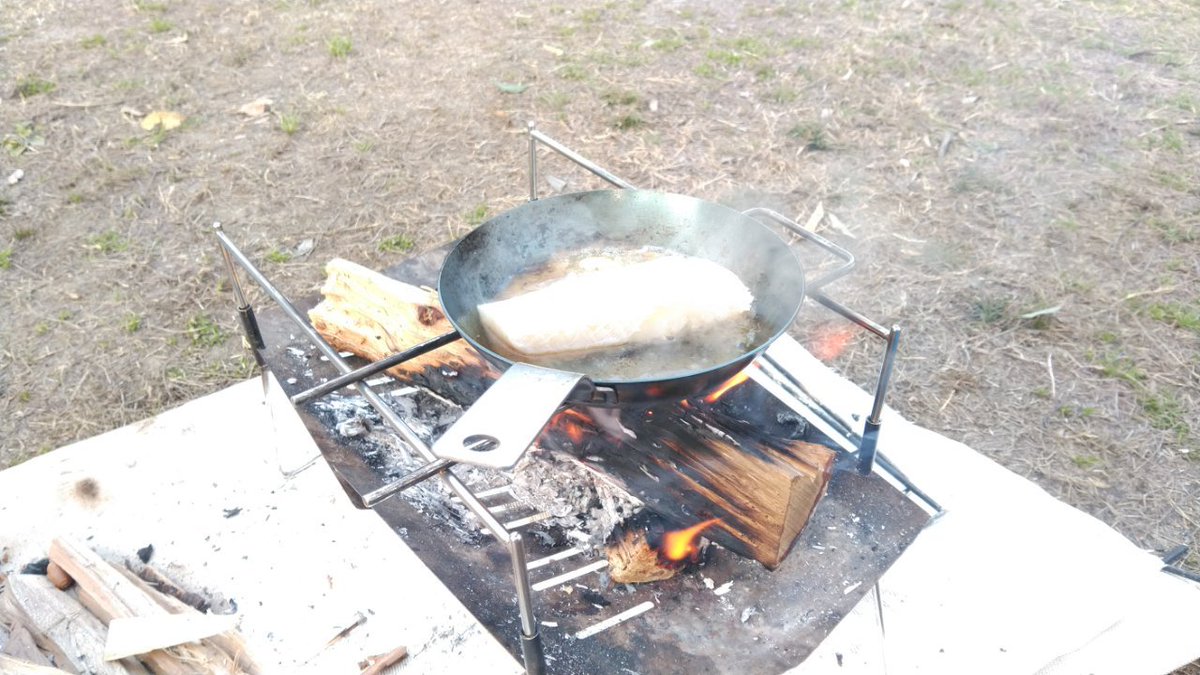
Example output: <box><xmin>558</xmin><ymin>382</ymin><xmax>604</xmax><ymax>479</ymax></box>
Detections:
<box><xmin>1</xmin><ymin>338</ymin><xmax>1197</xmax><ymax>674</ymax></box>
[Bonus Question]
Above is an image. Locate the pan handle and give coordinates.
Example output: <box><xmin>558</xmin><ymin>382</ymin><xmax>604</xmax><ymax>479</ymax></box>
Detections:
<box><xmin>431</xmin><ymin>363</ymin><xmax>588</xmax><ymax>469</ymax></box>
<box><xmin>742</xmin><ymin>207</ymin><xmax>856</xmax><ymax>292</ymax></box>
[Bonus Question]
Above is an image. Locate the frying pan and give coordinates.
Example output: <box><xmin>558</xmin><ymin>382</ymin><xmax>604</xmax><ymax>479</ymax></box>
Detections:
<box><xmin>431</xmin><ymin>189</ymin><xmax>805</xmax><ymax>469</ymax></box>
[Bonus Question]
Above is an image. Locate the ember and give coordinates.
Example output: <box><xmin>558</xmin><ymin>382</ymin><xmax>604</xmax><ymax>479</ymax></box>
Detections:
<box><xmin>702</xmin><ymin>370</ymin><xmax>751</xmax><ymax>403</ymax></box>
<box><xmin>661</xmin><ymin>518</ymin><xmax>721</xmax><ymax>563</ymax></box>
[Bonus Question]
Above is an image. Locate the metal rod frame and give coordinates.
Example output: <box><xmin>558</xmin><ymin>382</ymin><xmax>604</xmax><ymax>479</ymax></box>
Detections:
<box><xmin>213</xmin><ymin>125</ymin><xmax>943</xmax><ymax>673</ymax></box>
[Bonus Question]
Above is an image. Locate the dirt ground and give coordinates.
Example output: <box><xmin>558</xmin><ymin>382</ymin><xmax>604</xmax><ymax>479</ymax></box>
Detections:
<box><xmin>2</xmin><ymin>0</ymin><xmax>1198</xmax><ymax>630</ymax></box>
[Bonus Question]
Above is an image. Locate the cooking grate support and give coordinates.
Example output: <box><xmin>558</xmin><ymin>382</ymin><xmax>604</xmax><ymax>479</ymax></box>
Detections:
<box><xmin>213</xmin><ymin>125</ymin><xmax>941</xmax><ymax>675</ymax></box>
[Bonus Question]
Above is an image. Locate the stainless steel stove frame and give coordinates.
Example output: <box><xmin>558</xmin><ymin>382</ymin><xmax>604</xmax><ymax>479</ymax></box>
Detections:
<box><xmin>212</xmin><ymin>125</ymin><xmax>943</xmax><ymax>674</ymax></box>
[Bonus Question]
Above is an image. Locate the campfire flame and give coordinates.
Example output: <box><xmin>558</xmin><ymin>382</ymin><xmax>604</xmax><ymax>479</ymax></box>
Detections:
<box><xmin>810</xmin><ymin>325</ymin><xmax>857</xmax><ymax>362</ymax></box>
<box><xmin>703</xmin><ymin>370</ymin><xmax>751</xmax><ymax>404</ymax></box>
<box><xmin>549</xmin><ymin>409</ymin><xmax>590</xmax><ymax>445</ymax></box>
<box><xmin>660</xmin><ymin>518</ymin><xmax>721</xmax><ymax>562</ymax></box>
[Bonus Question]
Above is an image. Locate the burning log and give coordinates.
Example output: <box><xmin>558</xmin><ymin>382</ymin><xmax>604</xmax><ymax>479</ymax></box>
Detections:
<box><xmin>311</xmin><ymin>259</ymin><xmax>837</xmax><ymax>569</ymax></box>
<box><xmin>308</xmin><ymin>258</ymin><xmax>499</xmax><ymax>403</ymax></box>
<box><xmin>605</xmin><ymin>512</ymin><xmax>720</xmax><ymax>584</ymax></box>
<box><xmin>542</xmin><ymin>381</ymin><xmax>837</xmax><ymax>570</ymax></box>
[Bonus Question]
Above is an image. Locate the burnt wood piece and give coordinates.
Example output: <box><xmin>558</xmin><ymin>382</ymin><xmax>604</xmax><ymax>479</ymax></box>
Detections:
<box><xmin>542</xmin><ymin>396</ymin><xmax>836</xmax><ymax>569</ymax></box>
<box><xmin>308</xmin><ymin>258</ymin><xmax>499</xmax><ymax>404</ymax></box>
<box><xmin>309</xmin><ymin>259</ymin><xmax>836</xmax><ymax>568</ymax></box>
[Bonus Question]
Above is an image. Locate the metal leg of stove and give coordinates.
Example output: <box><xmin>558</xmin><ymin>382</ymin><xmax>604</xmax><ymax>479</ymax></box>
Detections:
<box><xmin>509</xmin><ymin>533</ymin><xmax>545</xmax><ymax>675</ymax></box>
<box><xmin>214</xmin><ymin>222</ymin><xmax>268</xmax><ymax>373</ymax></box>
<box><xmin>857</xmin><ymin>326</ymin><xmax>901</xmax><ymax>476</ymax></box>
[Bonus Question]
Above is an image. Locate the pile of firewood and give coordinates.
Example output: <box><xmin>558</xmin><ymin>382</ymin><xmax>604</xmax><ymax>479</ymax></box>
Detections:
<box><xmin>0</xmin><ymin>537</ymin><xmax>259</xmax><ymax>675</ymax></box>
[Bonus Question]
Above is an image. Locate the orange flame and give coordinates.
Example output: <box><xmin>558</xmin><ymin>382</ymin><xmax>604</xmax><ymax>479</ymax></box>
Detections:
<box><xmin>661</xmin><ymin>518</ymin><xmax>721</xmax><ymax>562</ymax></box>
<box><xmin>703</xmin><ymin>370</ymin><xmax>751</xmax><ymax>404</ymax></box>
<box><xmin>549</xmin><ymin>409</ymin><xmax>590</xmax><ymax>445</ymax></box>
<box><xmin>810</xmin><ymin>325</ymin><xmax>857</xmax><ymax>362</ymax></box>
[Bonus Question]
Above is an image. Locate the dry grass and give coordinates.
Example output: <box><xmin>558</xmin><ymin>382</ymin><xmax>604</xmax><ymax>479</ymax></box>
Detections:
<box><xmin>1</xmin><ymin>0</ymin><xmax>1198</xmax><ymax>637</ymax></box>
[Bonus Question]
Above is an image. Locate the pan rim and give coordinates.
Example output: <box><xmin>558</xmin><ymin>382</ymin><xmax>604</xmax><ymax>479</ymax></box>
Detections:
<box><xmin>437</xmin><ymin>188</ymin><xmax>805</xmax><ymax>390</ymax></box>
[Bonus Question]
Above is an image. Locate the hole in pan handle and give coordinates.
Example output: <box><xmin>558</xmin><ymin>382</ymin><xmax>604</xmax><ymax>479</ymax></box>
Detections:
<box><xmin>431</xmin><ymin>363</ymin><xmax>588</xmax><ymax>469</ymax></box>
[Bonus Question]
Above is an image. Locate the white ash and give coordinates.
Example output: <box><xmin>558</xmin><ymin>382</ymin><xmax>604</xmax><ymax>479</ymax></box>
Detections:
<box><xmin>510</xmin><ymin>447</ymin><xmax>642</xmax><ymax>550</ymax></box>
<box><xmin>309</xmin><ymin>390</ymin><xmax>503</xmax><ymax>543</ymax></box>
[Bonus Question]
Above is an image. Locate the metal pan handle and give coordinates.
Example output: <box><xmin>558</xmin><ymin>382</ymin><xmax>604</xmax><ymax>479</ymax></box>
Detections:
<box><xmin>431</xmin><ymin>363</ymin><xmax>588</xmax><ymax>469</ymax></box>
<box><xmin>742</xmin><ymin>207</ymin><xmax>856</xmax><ymax>292</ymax></box>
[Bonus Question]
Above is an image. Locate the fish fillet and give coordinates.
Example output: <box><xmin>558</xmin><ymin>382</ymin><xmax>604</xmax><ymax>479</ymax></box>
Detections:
<box><xmin>477</xmin><ymin>256</ymin><xmax>753</xmax><ymax>356</ymax></box>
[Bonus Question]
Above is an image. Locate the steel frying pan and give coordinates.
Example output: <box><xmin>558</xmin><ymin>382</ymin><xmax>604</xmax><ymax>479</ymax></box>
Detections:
<box><xmin>431</xmin><ymin>189</ymin><xmax>805</xmax><ymax>469</ymax></box>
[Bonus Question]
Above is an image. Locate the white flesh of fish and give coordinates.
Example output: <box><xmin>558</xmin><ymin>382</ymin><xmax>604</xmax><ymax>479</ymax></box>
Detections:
<box><xmin>477</xmin><ymin>256</ymin><xmax>753</xmax><ymax>356</ymax></box>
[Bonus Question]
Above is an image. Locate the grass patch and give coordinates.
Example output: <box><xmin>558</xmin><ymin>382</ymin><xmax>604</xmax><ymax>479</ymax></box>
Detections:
<box><xmin>971</xmin><ymin>296</ymin><xmax>1009</xmax><ymax>324</ymax></box>
<box><xmin>601</xmin><ymin>89</ymin><xmax>640</xmax><ymax>107</ymax></box>
<box><xmin>1149</xmin><ymin>217</ymin><xmax>1196</xmax><ymax>244</ymax></box>
<box><xmin>787</xmin><ymin>122</ymin><xmax>830</xmax><ymax>151</ymax></box>
<box><xmin>67</xmin><ymin>193</ymin><xmax>84</xmax><ymax>205</ymax></box>
<box><xmin>378</xmin><ymin>234</ymin><xmax>414</xmax><ymax>254</ymax></box>
<box><xmin>15</xmin><ymin>77</ymin><xmax>56</xmax><ymax>98</ymax></box>
<box><xmin>125</xmin><ymin>314</ymin><xmax>142</xmax><ymax>333</ymax></box>
<box><xmin>1140</xmin><ymin>392</ymin><xmax>1190</xmax><ymax>441</ymax></box>
<box><xmin>3</xmin><ymin>123</ymin><xmax>45</xmax><ymax>156</ymax></box>
<box><xmin>558</xmin><ymin>63</ymin><xmax>588</xmax><ymax>81</ymax></box>
<box><xmin>81</xmin><ymin>34</ymin><xmax>107</xmax><ymax>49</ymax></box>
<box><xmin>0</xmin><ymin>248</ymin><xmax>11</xmax><ymax>270</ymax></box>
<box><xmin>650</xmin><ymin>35</ymin><xmax>685</xmax><ymax>52</ymax></box>
<box><xmin>1146</xmin><ymin>302</ymin><xmax>1200</xmax><ymax>333</ymax></box>
<box><xmin>614</xmin><ymin>114</ymin><xmax>644</xmax><ymax>130</ymax></box>
<box><xmin>465</xmin><ymin>204</ymin><xmax>489</xmax><ymax>227</ymax></box>
<box><xmin>279</xmin><ymin>112</ymin><xmax>301</xmax><ymax>135</ymax></box>
<box><xmin>693</xmin><ymin>62</ymin><xmax>719</xmax><ymax>78</ymax></box>
<box><xmin>86</xmin><ymin>231</ymin><xmax>129</xmax><ymax>254</ymax></box>
<box><xmin>134</xmin><ymin>0</ymin><xmax>168</xmax><ymax>11</ymax></box>
<box><xmin>1151</xmin><ymin>169</ymin><xmax>1190</xmax><ymax>193</ymax></box>
<box><xmin>186</xmin><ymin>314</ymin><xmax>226</xmax><ymax>348</ymax></box>
<box><xmin>1091</xmin><ymin>352</ymin><xmax>1145</xmax><ymax>385</ymax></box>
<box><xmin>265</xmin><ymin>249</ymin><xmax>292</xmax><ymax>263</ymax></box>
<box><xmin>148</xmin><ymin>18</ymin><xmax>174</xmax><ymax>34</ymax></box>
<box><xmin>769</xmin><ymin>86</ymin><xmax>798</xmax><ymax>103</ymax></box>
<box><xmin>14</xmin><ymin>227</ymin><xmax>36</xmax><ymax>240</ymax></box>
<box><xmin>1071</xmin><ymin>455</ymin><xmax>1101</xmax><ymax>469</ymax></box>
<box><xmin>706</xmin><ymin>49</ymin><xmax>743</xmax><ymax>66</ymax></box>
<box><xmin>327</xmin><ymin>35</ymin><xmax>352</xmax><ymax>58</ymax></box>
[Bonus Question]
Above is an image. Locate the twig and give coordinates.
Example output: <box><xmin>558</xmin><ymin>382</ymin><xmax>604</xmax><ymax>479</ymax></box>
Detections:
<box><xmin>1121</xmin><ymin>286</ymin><xmax>1176</xmax><ymax>302</ymax></box>
<box><xmin>359</xmin><ymin>646</ymin><xmax>408</xmax><ymax>675</ymax></box>
<box><xmin>1046</xmin><ymin>352</ymin><xmax>1056</xmax><ymax>398</ymax></box>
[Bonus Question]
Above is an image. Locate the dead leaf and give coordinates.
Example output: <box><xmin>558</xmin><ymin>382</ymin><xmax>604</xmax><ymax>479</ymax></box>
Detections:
<box><xmin>803</xmin><ymin>201</ymin><xmax>825</xmax><ymax>232</ymax></box>
<box><xmin>140</xmin><ymin>111</ymin><xmax>186</xmax><ymax>131</ymax></box>
<box><xmin>826</xmin><ymin>212</ymin><xmax>857</xmax><ymax>239</ymax></box>
<box><xmin>238</xmin><ymin>97</ymin><xmax>273</xmax><ymax>117</ymax></box>
<box><xmin>495</xmin><ymin>81</ymin><xmax>529</xmax><ymax>94</ymax></box>
<box><xmin>541</xmin><ymin>44</ymin><xmax>564</xmax><ymax>57</ymax></box>
<box><xmin>1019</xmin><ymin>306</ymin><xmax>1062</xmax><ymax>320</ymax></box>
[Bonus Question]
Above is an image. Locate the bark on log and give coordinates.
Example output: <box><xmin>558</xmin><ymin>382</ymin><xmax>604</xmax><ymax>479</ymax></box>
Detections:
<box><xmin>309</xmin><ymin>259</ymin><xmax>836</xmax><ymax>568</ymax></box>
